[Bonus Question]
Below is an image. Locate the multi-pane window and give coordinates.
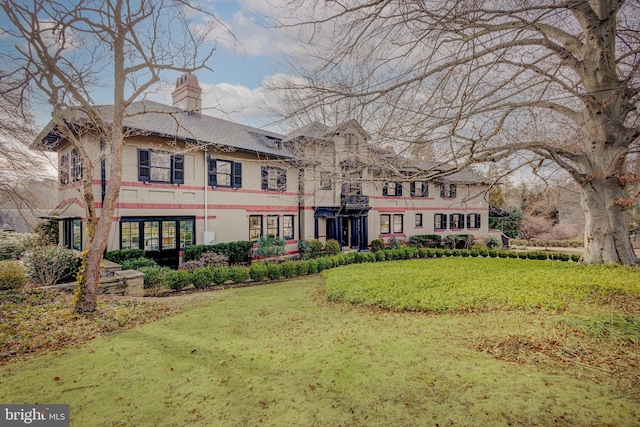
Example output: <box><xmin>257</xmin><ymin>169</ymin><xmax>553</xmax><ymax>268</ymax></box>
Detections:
<box><xmin>283</xmin><ymin>215</ymin><xmax>294</xmax><ymax>240</ymax></box>
<box><xmin>267</xmin><ymin>215</ymin><xmax>279</xmax><ymax>238</ymax></box>
<box><xmin>450</xmin><ymin>213</ymin><xmax>465</xmax><ymax>229</ymax></box>
<box><xmin>72</xmin><ymin>219</ymin><xmax>82</xmax><ymax>251</ymax></box>
<box><xmin>440</xmin><ymin>183</ymin><xmax>457</xmax><ymax>199</ymax></box>
<box><xmin>208</xmin><ymin>158</ymin><xmax>242</xmax><ymax>188</ymax></box>
<box><xmin>393</xmin><ymin>214</ymin><xmax>403</xmax><ymax>233</ymax></box>
<box><xmin>249</xmin><ymin>215</ymin><xmax>263</xmax><ymax>240</ymax></box>
<box><xmin>320</xmin><ymin>172</ymin><xmax>332</xmax><ymax>190</ymax></box>
<box><xmin>60</xmin><ymin>153</ymin><xmax>69</xmax><ymax>185</ymax></box>
<box><xmin>261</xmin><ymin>167</ymin><xmax>286</xmax><ymax>191</ymax></box>
<box><xmin>383</xmin><ymin>182</ymin><xmax>403</xmax><ymax>197</ymax></box>
<box><xmin>180</xmin><ymin>220</ymin><xmax>194</xmax><ymax>248</ymax></box>
<box><xmin>121</xmin><ymin>222</ymin><xmax>140</xmax><ymax>250</ymax></box>
<box><xmin>434</xmin><ymin>214</ymin><xmax>447</xmax><ymax>230</ymax></box>
<box><xmin>144</xmin><ymin>221</ymin><xmax>160</xmax><ymax>251</ymax></box>
<box><xmin>162</xmin><ymin>221</ymin><xmax>176</xmax><ymax>250</ymax></box>
<box><xmin>467</xmin><ymin>213</ymin><xmax>481</xmax><ymax>229</ymax></box>
<box><xmin>415</xmin><ymin>213</ymin><xmax>423</xmax><ymax>227</ymax></box>
<box><xmin>71</xmin><ymin>148</ymin><xmax>82</xmax><ymax>182</ymax></box>
<box><xmin>380</xmin><ymin>214</ymin><xmax>391</xmax><ymax>234</ymax></box>
<box><xmin>410</xmin><ymin>181</ymin><xmax>428</xmax><ymax>197</ymax></box>
<box><xmin>138</xmin><ymin>149</ymin><xmax>184</xmax><ymax>184</ymax></box>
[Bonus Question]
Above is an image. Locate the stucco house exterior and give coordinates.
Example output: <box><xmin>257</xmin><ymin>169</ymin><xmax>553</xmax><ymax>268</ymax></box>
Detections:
<box><xmin>33</xmin><ymin>73</ymin><xmax>493</xmax><ymax>267</ymax></box>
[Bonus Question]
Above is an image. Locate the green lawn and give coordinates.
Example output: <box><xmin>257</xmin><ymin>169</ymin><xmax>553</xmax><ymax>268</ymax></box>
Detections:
<box><xmin>1</xmin><ymin>262</ymin><xmax>639</xmax><ymax>426</ymax></box>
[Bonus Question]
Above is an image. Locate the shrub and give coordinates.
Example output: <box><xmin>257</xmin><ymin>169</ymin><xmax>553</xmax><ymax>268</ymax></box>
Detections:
<box><xmin>478</xmin><ymin>249</ymin><xmax>489</xmax><ymax>257</ymax></box>
<box><xmin>255</xmin><ymin>236</ymin><xmax>286</xmax><ymax>259</ymax></box>
<box><xmin>325</xmin><ymin>239</ymin><xmax>341</xmax><ymax>256</ymax></box>
<box><xmin>355</xmin><ymin>252</ymin><xmax>366</xmax><ymax>263</ymax></box>
<box><xmin>0</xmin><ymin>239</ymin><xmax>27</xmax><ymax>261</ymax></box>
<box><xmin>0</xmin><ymin>260</ymin><xmax>28</xmax><ymax>290</ymax></box>
<box><xmin>469</xmin><ymin>250</ymin><xmax>479</xmax><ymax>257</ymax></box>
<box><xmin>497</xmin><ymin>251</ymin><xmax>509</xmax><ymax>258</ymax></box>
<box><xmin>308</xmin><ymin>240</ymin><xmax>324</xmax><ymax>259</ymax></box>
<box><xmin>517</xmin><ymin>252</ymin><xmax>529</xmax><ymax>259</ymax></box>
<box><xmin>297</xmin><ymin>240</ymin><xmax>310</xmax><ymax>260</ymax></box>
<box><xmin>388</xmin><ymin>236</ymin><xmax>402</xmax><ymax>249</ymax></box>
<box><xmin>556</xmin><ymin>253</ymin><xmax>570</xmax><ymax>262</ymax></box>
<box><xmin>266</xmin><ymin>263</ymin><xmax>282</xmax><ymax>280</ymax></box>
<box><xmin>434</xmin><ymin>249</ymin><xmax>445</xmax><ymax>258</ymax></box>
<box><xmin>227</xmin><ymin>241</ymin><xmax>253</xmax><ymax>265</ymax></box>
<box><xmin>459</xmin><ymin>250</ymin><xmax>470</xmax><ymax>257</ymax></box>
<box><xmin>425</xmin><ymin>248</ymin><xmax>435</xmax><ymax>258</ymax></box>
<box><xmin>370</xmin><ymin>239</ymin><xmax>386</xmax><ymax>253</ymax></box>
<box><xmin>23</xmin><ymin>246</ymin><xmax>78</xmax><ymax>286</ymax></box>
<box><xmin>120</xmin><ymin>257</ymin><xmax>157</xmax><ymax>270</ymax></box>
<box><xmin>183</xmin><ymin>252</ymin><xmax>229</xmax><ymax>272</ymax></box>
<box><xmin>409</xmin><ymin>234</ymin><xmax>442</xmax><ymax>248</ymax></box>
<box><xmin>365</xmin><ymin>252</ymin><xmax>376</xmax><ymax>262</ymax></box>
<box><xmin>228</xmin><ymin>266</ymin><xmax>250</xmax><ymax>283</ymax></box>
<box><xmin>487</xmin><ymin>237</ymin><xmax>500</xmax><ymax>249</ymax></box>
<box><xmin>344</xmin><ymin>252</ymin><xmax>357</xmax><ymax>264</ymax></box>
<box><xmin>324</xmin><ymin>257</ymin><xmax>335</xmax><ymax>269</ymax></box>
<box><xmin>191</xmin><ymin>267</ymin><xmax>214</xmax><ymax>289</ymax></box>
<box><xmin>104</xmin><ymin>249</ymin><xmax>145</xmax><ymax>264</ymax></box>
<box><xmin>375</xmin><ymin>250</ymin><xmax>386</xmax><ymax>262</ymax></box>
<box><xmin>166</xmin><ymin>270</ymin><xmax>191</xmax><ymax>291</ymax></box>
<box><xmin>212</xmin><ymin>267</ymin><xmax>231</xmax><ymax>285</ymax></box>
<box><xmin>570</xmin><ymin>254</ymin><xmax>581</xmax><ymax>262</ymax></box>
<box><xmin>280</xmin><ymin>261</ymin><xmax>297</xmax><ymax>278</ymax></box>
<box><xmin>138</xmin><ymin>265</ymin><xmax>171</xmax><ymax>295</ymax></box>
<box><xmin>487</xmin><ymin>250</ymin><xmax>498</xmax><ymax>258</ymax></box>
<box><xmin>249</xmin><ymin>262</ymin><xmax>269</xmax><ymax>281</ymax></box>
<box><xmin>383</xmin><ymin>249</ymin><xmax>396</xmax><ymax>260</ymax></box>
<box><xmin>471</xmin><ymin>242</ymin><xmax>488</xmax><ymax>251</ymax></box>
<box><xmin>316</xmin><ymin>258</ymin><xmax>326</xmax><ymax>272</ymax></box>
<box><xmin>307</xmin><ymin>259</ymin><xmax>318</xmax><ymax>274</ymax></box>
<box><xmin>296</xmin><ymin>260</ymin><xmax>310</xmax><ymax>276</ymax></box>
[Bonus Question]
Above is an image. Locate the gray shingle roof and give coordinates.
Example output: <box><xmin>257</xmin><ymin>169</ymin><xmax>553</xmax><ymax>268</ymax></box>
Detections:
<box><xmin>34</xmin><ymin>100</ymin><xmax>293</xmax><ymax>158</ymax></box>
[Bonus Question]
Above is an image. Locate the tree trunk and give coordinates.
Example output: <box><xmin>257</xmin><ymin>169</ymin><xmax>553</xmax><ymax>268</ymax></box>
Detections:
<box><xmin>580</xmin><ymin>176</ymin><xmax>638</xmax><ymax>265</ymax></box>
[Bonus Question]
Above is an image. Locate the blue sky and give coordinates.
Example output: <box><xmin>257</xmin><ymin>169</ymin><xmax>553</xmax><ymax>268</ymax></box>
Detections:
<box><xmin>1</xmin><ymin>0</ymin><xmax>294</xmax><ymax>132</ymax></box>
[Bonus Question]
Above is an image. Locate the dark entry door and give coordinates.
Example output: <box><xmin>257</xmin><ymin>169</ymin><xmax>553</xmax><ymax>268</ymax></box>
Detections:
<box><xmin>341</xmin><ymin>217</ymin><xmax>349</xmax><ymax>248</ymax></box>
<box><xmin>143</xmin><ymin>220</ymin><xmax>179</xmax><ymax>269</ymax></box>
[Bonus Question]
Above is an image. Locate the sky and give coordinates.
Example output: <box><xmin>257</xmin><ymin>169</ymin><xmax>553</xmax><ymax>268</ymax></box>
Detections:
<box><xmin>144</xmin><ymin>0</ymin><xmax>292</xmax><ymax>133</ymax></box>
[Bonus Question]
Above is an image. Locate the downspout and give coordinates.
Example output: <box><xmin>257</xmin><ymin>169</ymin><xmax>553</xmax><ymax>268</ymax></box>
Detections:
<box><xmin>204</xmin><ymin>147</ymin><xmax>208</xmax><ymax>234</ymax></box>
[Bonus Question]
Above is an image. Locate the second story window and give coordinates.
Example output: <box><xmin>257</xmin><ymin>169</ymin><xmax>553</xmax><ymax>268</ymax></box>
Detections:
<box><xmin>60</xmin><ymin>153</ymin><xmax>69</xmax><ymax>185</ymax></box>
<box><xmin>320</xmin><ymin>172</ymin><xmax>332</xmax><ymax>190</ymax></box>
<box><xmin>208</xmin><ymin>158</ymin><xmax>242</xmax><ymax>188</ymax></box>
<box><xmin>410</xmin><ymin>181</ymin><xmax>428</xmax><ymax>197</ymax></box>
<box><xmin>138</xmin><ymin>148</ymin><xmax>184</xmax><ymax>184</ymax></box>
<box><xmin>467</xmin><ymin>213</ymin><xmax>481</xmax><ymax>229</ymax></box>
<box><xmin>261</xmin><ymin>166</ymin><xmax>286</xmax><ymax>192</ymax></box>
<box><xmin>383</xmin><ymin>182</ymin><xmax>403</xmax><ymax>197</ymax></box>
<box><xmin>440</xmin><ymin>183</ymin><xmax>457</xmax><ymax>199</ymax></box>
<box><xmin>71</xmin><ymin>148</ymin><xmax>83</xmax><ymax>182</ymax></box>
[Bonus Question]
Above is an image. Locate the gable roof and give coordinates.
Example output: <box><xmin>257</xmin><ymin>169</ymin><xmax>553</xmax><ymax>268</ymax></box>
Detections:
<box><xmin>33</xmin><ymin>100</ymin><xmax>293</xmax><ymax>158</ymax></box>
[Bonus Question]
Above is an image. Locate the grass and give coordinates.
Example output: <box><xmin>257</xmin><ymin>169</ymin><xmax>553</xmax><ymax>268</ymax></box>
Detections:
<box><xmin>0</xmin><ymin>259</ymin><xmax>639</xmax><ymax>425</ymax></box>
<box><xmin>324</xmin><ymin>258</ymin><xmax>640</xmax><ymax>312</ymax></box>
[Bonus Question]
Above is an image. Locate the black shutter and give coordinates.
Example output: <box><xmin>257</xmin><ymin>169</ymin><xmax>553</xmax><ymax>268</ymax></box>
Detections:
<box><xmin>410</xmin><ymin>182</ymin><xmax>416</xmax><ymax>197</ymax></box>
<box><xmin>382</xmin><ymin>183</ymin><xmax>388</xmax><ymax>196</ymax></box>
<box><xmin>423</xmin><ymin>182</ymin><xmax>429</xmax><ymax>197</ymax></box>
<box><xmin>232</xmin><ymin>162</ymin><xmax>242</xmax><ymax>188</ymax></box>
<box><xmin>397</xmin><ymin>183</ymin><xmax>403</xmax><ymax>197</ymax></box>
<box><xmin>440</xmin><ymin>184</ymin><xmax>445</xmax><ymax>198</ymax></box>
<box><xmin>261</xmin><ymin>167</ymin><xmax>268</xmax><ymax>190</ymax></box>
<box><xmin>466</xmin><ymin>214</ymin><xmax>471</xmax><ymax>229</ymax></box>
<box><xmin>434</xmin><ymin>215</ymin><xmax>439</xmax><ymax>230</ymax></box>
<box><xmin>451</xmin><ymin>184</ymin><xmax>457</xmax><ymax>198</ymax></box>
<box><xmin>172</xmin><ymin>154</ymin><xmax>184</xmax><ymax>184</ymax></box>
<box><xmin>277</xmin><ymin>168</ymin><xmax>286</xmax><ymax>191</ymax></box>
<box><xmin>208</xmin><ymin>157</ymin><xmax>217</xmax><ymax>186</ymax></box>
<box><xmin>138</xmin><ymin>149</ymin><xmax>150</xmax><ymax>182</ymax></box>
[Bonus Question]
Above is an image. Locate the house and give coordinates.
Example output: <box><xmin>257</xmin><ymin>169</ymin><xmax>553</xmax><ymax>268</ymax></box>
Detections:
<box><xmin>33</xmin><ymin>73</ymin><xmax>494</xmax><ymax>267</ymax></box>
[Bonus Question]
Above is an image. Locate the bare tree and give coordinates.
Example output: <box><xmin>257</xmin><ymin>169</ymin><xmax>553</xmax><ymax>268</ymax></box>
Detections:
<box><xmin>0</xmin><ymin>0</ymin><xmax>217</xmax><ymax>312</ymax></box>
<box><xmin>0</xmin><ymin>75</ymin><xmax>57</xmax><ymax>230</ymax></box>
<box><xmin>270</xmin><ymin>0</ymin><xmax>640</xmax><ymax>265</ymax></box>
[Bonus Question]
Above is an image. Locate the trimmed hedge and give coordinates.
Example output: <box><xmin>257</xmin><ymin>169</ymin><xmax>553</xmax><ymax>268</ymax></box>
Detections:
<box><xmin>105</xmin><ymin>249</ymin><xmax>145</xmax><ymax>264</ymax></box>
<box><xmin>183</xmin><ymin>241</ymin><xmax>253</xmax><ymax>264</ymax></box>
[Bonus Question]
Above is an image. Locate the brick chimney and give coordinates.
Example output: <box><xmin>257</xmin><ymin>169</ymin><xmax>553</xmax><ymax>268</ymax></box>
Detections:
<box><xmin>171</xmin><ymin>72</ymin><xmax>202</xmax><ymax>112</ymax></box>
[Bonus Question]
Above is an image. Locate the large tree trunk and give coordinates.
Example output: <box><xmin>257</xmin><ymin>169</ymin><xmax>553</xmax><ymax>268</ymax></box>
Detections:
<box><xmin>580</xmin><ymin>176</ymin><xmax>638</xmax><ymax>265</ymax></box>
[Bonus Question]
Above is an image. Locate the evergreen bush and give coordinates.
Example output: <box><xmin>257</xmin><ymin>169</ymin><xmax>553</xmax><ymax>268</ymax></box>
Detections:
<box><xmin>370</xmin><ymin>239</ymin><xmax>385</xmax><ymax>252</ymax></box>
<box><xmin>212</xmin><ymin>267</ymin><xmax>231</xmax><ymax>285</ymax></box>
<box><xmin>191</xmin><ymin>267</ymin><xmax>214</xmax><ymax>289</ymax></box>
<box><xmin>249</xmin><ymin>262</ymin><xmax>269</xmax><ymax>281</ymax></box>
<box><xmin>325</xmin><ymin>239</ymin><xmax>341</xmax><ymax>256</ymax></box>
<box><xmin>228</xmin><ymin>266</ymin><xmax>250</xmax><ymax>283</ymax></box>
<box><xmin>166</xmin><ymin>270</ymin><xmax>191</xmax><ymax>291</ymax></box>
<box><xmin>0</xmin><ymin>260</ymin><xmax>28</xmax><ymax>290</ymax></box>
<box><xmin>266</xmin><ymin>263</ymin><xmax>282</xmax><ymax>280</ymax></box>
<box><xmin>23</xmin><ymin>246</ymin><xmax>78</xmax><ymax>286</ymax></box>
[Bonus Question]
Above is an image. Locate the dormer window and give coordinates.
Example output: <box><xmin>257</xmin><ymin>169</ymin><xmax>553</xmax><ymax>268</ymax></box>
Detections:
<box><xmin>440</xmin><ymin>183</ymin><xmax>457</xmax><ymax>199</ymax></box>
